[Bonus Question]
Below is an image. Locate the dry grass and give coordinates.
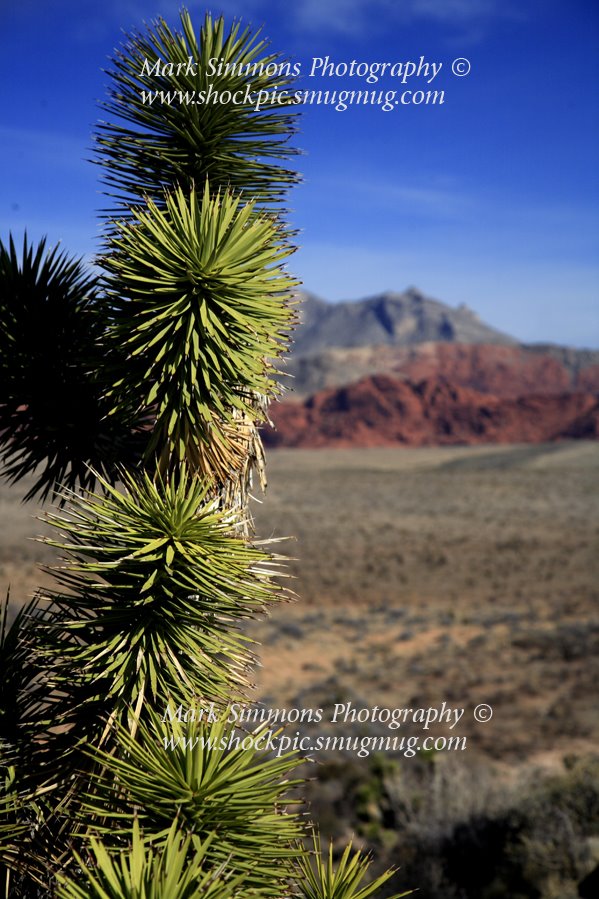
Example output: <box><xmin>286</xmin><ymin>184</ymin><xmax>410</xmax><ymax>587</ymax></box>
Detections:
<box><xmin>247</xmin><ymin>441</ymin><xmax>599</xmax><ymax>764</ymax></box>
<box><xmin>0</xmin><ymin>478</ymin><xmax>60</xmax><ymax>613</ymax></box>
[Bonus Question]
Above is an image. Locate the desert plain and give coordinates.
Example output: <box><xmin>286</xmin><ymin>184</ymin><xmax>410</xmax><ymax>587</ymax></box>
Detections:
<box><xmin>248</xmin><ymin>441</ymin><xmax>599</xmax><ymax>766</ymax></box>
<box><xmin>4</xmin><ymin>441</ymin><xmax>597</xmax><ymax>765</ymax></box>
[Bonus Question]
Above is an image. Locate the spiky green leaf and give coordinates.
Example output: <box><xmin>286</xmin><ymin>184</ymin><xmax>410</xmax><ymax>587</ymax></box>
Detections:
<box><xmin>95</xmin><ymin>10</ymin><xmax>301</xmax><ymax>216</ymax></box>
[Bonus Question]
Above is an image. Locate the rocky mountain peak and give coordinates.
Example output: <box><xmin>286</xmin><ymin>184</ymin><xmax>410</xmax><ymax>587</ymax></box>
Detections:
<box><xmin>291</xmin><ymin>288</ymin><xmax>516</xmax><ymax>356</ymax></box>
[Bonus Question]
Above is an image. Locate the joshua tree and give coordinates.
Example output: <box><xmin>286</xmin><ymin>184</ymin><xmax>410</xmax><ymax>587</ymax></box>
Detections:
<box><xmin>0</xmin><ymin>8</ymin><xmax>409</xmax><ymax>898</ymax></box>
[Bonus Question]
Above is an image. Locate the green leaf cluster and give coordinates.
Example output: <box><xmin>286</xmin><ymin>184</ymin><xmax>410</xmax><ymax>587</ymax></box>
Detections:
<box><xmin>40</xmin><ymin>467</ymin><xmax>287</xmax><ymax>722</ymax></box>
<box><xmin>103</xmin><ymin>183</ymin><xmax>297</xmax><ymax>478</ymax></box>
<box><xmin>295</xmin><ymin>832</ymin><xmax>413</xmax><ymax>899</ymax></box>
<box><xmin>81</xmin><ymin>712</ymin><xmax>304</xmax><ymax>895</ymax></box>
<box><xmin>95</xmin><ymin>10</ymin><xmax>301</xmax><ymax>216</ymax></box>
<box><xmin>0</xmin><ymin>236</ymin><xmax>144</xmax><ymax>502</ymax></box>
<box><xmin>56</xmin><ymin>820</ymin><xmax>251</xmax><ymax>899</ymax></box>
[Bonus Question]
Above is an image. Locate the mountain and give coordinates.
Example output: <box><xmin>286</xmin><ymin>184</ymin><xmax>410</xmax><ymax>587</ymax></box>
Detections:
<box><xmin>290</xmin><ymin>287</ymin><xmax>517</xmax><ymax>357</ymax></box>
<box><xmin>263</xmin><ymin>375</ymin><xmax>599</xmax><ymax>449</ymax></box>
<box><xmin>267</xmin><ymin>289</ymin><xmax>599</xmax><ymax>449</ymax></box>
<box><xmin>280</xmin><ymin>289</ymin><xmax>599</xmax><ymax>399</ymax></box>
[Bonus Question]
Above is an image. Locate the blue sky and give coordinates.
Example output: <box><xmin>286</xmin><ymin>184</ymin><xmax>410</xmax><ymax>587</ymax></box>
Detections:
<box><xmin>1</xmin><ymin>0</ymin><xmax>598</xmax><ymax>346</ymax></box>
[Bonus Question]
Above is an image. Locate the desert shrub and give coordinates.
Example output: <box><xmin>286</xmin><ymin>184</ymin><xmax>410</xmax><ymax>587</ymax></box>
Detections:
<box><xmin>302</xmin><ymin>749</ymin><xmax>599</xmax><ymax>899</ymax></box>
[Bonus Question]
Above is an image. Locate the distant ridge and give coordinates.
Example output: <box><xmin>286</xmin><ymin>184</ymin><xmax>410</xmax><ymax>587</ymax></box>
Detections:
<box><xmin>292</xmin><ymin>287</ymin><xmax>517</xmax><ymax>356</ymax></box>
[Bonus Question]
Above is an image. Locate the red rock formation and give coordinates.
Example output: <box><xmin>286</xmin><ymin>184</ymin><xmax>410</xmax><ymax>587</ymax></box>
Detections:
<box><xmin>577</xmin><ymin>364</ymin><xmax>599</xmax><ymax>394</ymax></box>
<box><xmin>286</xmin><ymin>343</ymin><xmax>599</xmax><ymax>399</ymax></box>
<box><xmin>392</xmin><ymin>343</ymin><xmax>574</xmax><ymax>396</ymax></box>
<box><xmin>263</xmin><ymin>374</ymin><xmax>599</xmax><ymax>448</ymax></box>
